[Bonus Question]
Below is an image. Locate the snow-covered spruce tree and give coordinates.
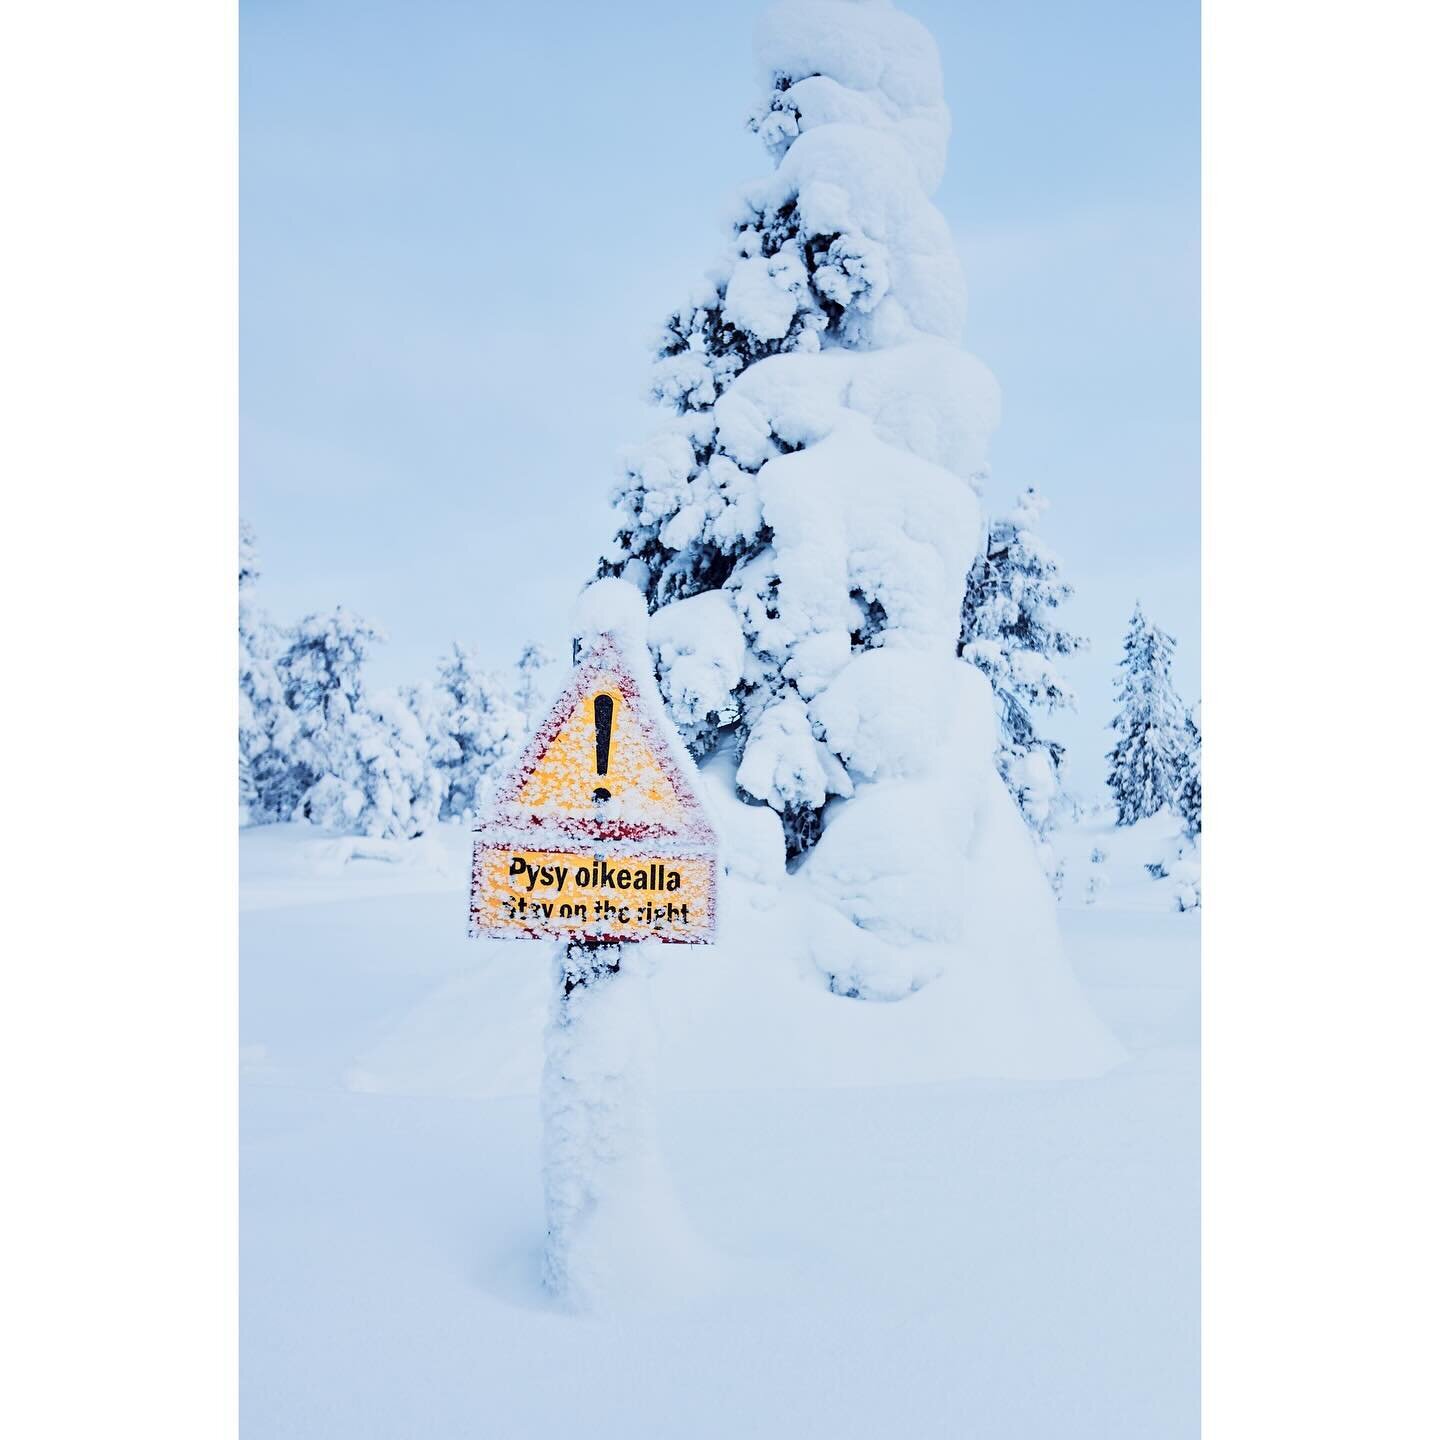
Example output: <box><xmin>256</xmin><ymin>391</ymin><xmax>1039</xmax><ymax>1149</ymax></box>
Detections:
<box><xmin>238</xmin><ymin>521</ymin><xmax>296</xmax><ymax>824</ymax></box>
<box><xmin>957</xmin><ymin>486</ymin><xmax>1085</xmax><ymax>837</ymax></box>
<box><xmin>430</xmin><ymin>643</ymin><xmax>524</xmax><ymax>821</ymax></box>
<box><xmin>1177</xmin><ymin>702</ymin><xmax>1202</xmax><ymax>838</ymax></box>
<box><xmin>276</xmin><ymin>608</ymin><xmax>438</xmax><ymax>839</ymax></box>
<box><xmin>595</xmin><ymin>0</ymin><xmax>1123</xmax><ymax>1054</ymax></box>
<box><xmin>361</xmin><ymin>687</ymin><xmax>442</xmax><ymax>837</ymax></box>
<box><xmin>403</xmin><ymin>678</ymin><xmax>463</xmax><ymax>820</ymax></box>
<box><xmin>1106</xmin><ymin>604</ymin><xmax>1189</xmax><ymax>827</ymax></box>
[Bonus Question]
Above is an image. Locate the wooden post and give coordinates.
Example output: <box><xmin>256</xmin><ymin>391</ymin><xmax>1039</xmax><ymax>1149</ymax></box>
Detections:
<box><xmin>556</xmin><ymin>937</ymin><xmax>621</xmax><ymax>998</ymax></box>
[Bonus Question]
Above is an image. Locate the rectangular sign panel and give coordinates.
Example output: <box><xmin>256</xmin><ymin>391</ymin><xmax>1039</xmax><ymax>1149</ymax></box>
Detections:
<box><xmin>470</xmin><ymin>842</ymin><xmax>717</xmax><ymax>945</ymax></box>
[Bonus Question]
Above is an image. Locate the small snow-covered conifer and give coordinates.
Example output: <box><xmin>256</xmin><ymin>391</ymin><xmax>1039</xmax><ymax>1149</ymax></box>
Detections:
<box><xmin>238</xmin><ymin>521</ymin><xmax>294</xmax><ymax>824</ymax></box>
<box><xmin>1106</xmin><ymin>604</ymin><xmax>1188</xmax><ymax>826</ymax></box>
<box><xmin>958</xmin><ymin>486</ymin><xmax>1084</xmax><ymax>835</ymax></box>
<box><xmin>1177</xmin><ymin>702</ymin><xmax>1202</xmax><ymax>837</ymax></box>
<box><xmin>514</xmin><ymin>643</ymin><xmax>555</xmax><ymax>734</ymax></box>
<box><xmin>356</xmin><ymin>687</ymin><xmax>442</xmax><ymax>838</ymax></box>
<box><xmin>433</xmin><ymin>643</ymin><xmax>524</xmax><ymax>820</ymax></box>
<box><xmin>400</xmin><ymin>681</ymin><xmax>459</xmax><ymax>826</ymax></box>
<box><xmin>276</xmin><ymin>607</ymin><xmax>375</xmax><ymax>830</ymax></box>
<box><xmin>276</xmin><ymin>609</ymin><xmax>435</xmax><ymax>838</ymax></box>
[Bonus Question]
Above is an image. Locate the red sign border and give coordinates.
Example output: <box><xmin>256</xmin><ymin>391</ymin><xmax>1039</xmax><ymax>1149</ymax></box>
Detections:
<box><xmin>480</xmin><ymin>633</ymin><xmax>717</xmax><ymax>846</ymax></box>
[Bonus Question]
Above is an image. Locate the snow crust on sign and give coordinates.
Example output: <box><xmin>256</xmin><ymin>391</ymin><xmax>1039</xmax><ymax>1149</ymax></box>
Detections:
<box><xmin>481</xmin><ymin>581</ymin><xmax>715</xmax><ymax>846</ymax></box>
<box><xmin>571</xmin><ymin>580</ymin><xmax>717</xmax><ymax>840</ymax></box>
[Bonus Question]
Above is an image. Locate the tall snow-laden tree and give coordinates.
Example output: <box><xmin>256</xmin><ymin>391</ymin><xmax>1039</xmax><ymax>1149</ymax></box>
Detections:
<box><xmin>958</xmin><ymin>486</ymin><xmax>1085</xmax><ymax>836</ymax></box>
<box><xmin>238</xmin><ymin>521</ymin><xmax>294</xmax><ymax>824</ymax></box>
<box><xmin>593</xmin><ymin>0</ymin><xmax>1124</xmax><ymax>1063</ymax></box>
<box><xmin>431</xmin><ymin>643</ymin><xmax>524</xmax><ymax>821</ymax></box>
<box><xmin>1106</xmin><ymin>604</ymin><xmax>1189</xmax><ymax>826</ymax></box>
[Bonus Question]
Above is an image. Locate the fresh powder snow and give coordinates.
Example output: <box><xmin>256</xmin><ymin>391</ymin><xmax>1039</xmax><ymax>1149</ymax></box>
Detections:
<box><xmin>239</xmin><ymin>1</ymin><xmax>1196</xmax><ymax>1431</ymax></box>
<box><xmin>241</xmin><ymin>816</ymin><xmax>1198</xmax><ymax>1436</ymax></box>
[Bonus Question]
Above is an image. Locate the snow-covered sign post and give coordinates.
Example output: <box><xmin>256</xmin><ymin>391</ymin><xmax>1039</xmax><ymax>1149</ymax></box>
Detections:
<box><xmin>470</xmin><ymin>582</ymin><xmax>717</xmax><ymax>1307</ymax></box>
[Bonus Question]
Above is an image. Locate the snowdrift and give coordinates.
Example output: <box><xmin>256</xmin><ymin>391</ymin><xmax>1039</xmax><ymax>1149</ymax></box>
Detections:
<box><xmin>331</xmin><ymin>756</ymin><xmax>1124</xmax><ymax>1102</ymax></box>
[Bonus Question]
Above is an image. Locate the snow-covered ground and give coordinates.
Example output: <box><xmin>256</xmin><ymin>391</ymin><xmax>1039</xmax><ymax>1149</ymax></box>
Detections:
<box><xmin>241</xmin><ymin>821</ymin><xmax>1198</xmax><ymax>1439</ymax></box>
<box><xmin>1051</xmin><ymin>808</ymin><xmax>1202</xmax><ymax>915</ymax></box>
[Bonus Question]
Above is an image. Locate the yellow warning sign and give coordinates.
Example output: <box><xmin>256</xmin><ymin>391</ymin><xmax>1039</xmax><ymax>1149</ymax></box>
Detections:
<box><xmin>471</xmin><ymin>633</ymin><xmax>717</xmax><ymax>946</ymax></box>
<box><xmin>512</xmin><ymin>675</ymin><xmax>684</xmax><ymax>821</ymax></box>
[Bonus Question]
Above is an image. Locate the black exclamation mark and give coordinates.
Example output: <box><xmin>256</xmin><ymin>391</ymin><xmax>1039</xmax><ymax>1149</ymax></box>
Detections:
<box><xmin>592</xmin><ymin>694</ymin><xmax>615</xmax><ymax>803</ymax></box>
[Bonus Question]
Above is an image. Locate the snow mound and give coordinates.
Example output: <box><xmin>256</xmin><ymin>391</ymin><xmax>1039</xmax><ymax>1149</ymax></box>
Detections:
<box><xmin>345</xmin><ymin>752</ymin><xmax>1126</xmax><ymax>1098</ymax></box>
<box><xmin>239</xmin><ymin>821</ymin><xmax>462</xmax><ymax>912</ymax></box>
<box><xmin>649</xmin><ymin>590</ymin><xmax>745</xmax><ymax>736</ymax></box>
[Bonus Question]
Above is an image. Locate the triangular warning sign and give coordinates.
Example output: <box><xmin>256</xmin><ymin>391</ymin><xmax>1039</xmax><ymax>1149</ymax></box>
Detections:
<box><xmin>482</xmin><ymin>633</ymin><xmax>716</xmax><ymax>847</ymax></box>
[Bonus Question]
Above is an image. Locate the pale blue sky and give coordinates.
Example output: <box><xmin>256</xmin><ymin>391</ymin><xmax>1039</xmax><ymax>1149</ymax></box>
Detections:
<box><xmin>241</xmin><ymin>0</ymin><xmax>1197</xmax><ymax>793</ymax></box>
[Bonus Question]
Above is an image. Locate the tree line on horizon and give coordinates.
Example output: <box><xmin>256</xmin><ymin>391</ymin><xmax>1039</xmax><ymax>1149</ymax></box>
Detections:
<box><xmin>238</xmin><ymin>502</ymin><xmax>1199</xmax><ymax>848</ymax></box>
<box><xmin>239</xmin><ymin>521</ymin><xmax>551</xmax><ymax>840</ymax></box>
